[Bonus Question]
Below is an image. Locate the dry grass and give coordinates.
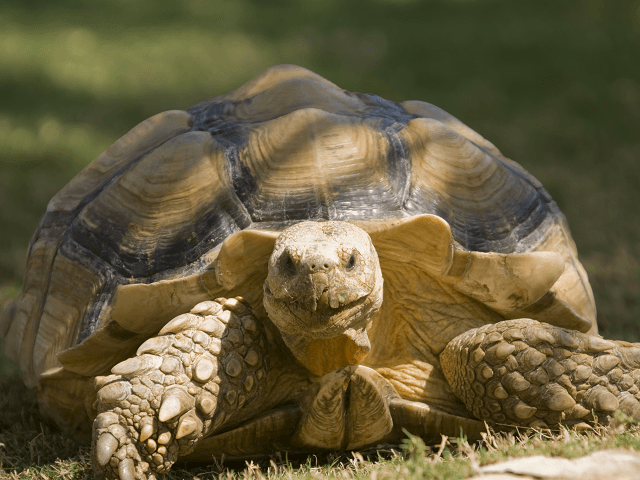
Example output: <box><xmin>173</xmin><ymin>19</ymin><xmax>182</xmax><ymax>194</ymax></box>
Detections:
<box><xmin>1</xmin><ymin>374</ymin><xmax>639</xmax><ymax>480</ymax></box>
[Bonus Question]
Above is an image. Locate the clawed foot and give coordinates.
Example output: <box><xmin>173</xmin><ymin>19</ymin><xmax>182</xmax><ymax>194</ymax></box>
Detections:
<box><xmin>91</xmin><ymin>297</ymin><xmax>268</xmax><ymax>479</ymax></box>
<box><xmin>442</xmin><ymin>319</ymin><xmax>640</xmax><ymax>429</ymax></box>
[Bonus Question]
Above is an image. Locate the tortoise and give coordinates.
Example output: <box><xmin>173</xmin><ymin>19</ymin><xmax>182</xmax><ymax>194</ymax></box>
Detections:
<box><xmin>2</xmin><ymin>64</ymin><xmax>640</xmax><ymax>480</ymax></box>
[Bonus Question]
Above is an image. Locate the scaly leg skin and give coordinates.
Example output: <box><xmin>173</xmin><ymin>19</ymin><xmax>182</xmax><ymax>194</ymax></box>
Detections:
<box><xmin>441</xmin><ymin>319</ymin><xmax>640</xmax><ymax>429</ymax></box>
<box><xmin>91</xmin><ymin>297</ymin><xmax>268</xmax><ymax>480</ymax></box>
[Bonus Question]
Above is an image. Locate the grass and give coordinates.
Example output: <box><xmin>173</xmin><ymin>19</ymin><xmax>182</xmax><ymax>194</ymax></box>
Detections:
<box><xmin>1</xmin><ymin>374</ymin><xmax>640</xmax><ymax>480</ymax></box>
<box><xmin>1</xmin><ymin>0</ymin><xmax>640</xmax><ymax>478</ymax></box>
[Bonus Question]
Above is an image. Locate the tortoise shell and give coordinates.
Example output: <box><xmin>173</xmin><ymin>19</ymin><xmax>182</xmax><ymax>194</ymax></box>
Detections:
<box><xmin>0</xmin><ymin>65</ymin><xmax>595</xmax><ymax>435</ymax></box>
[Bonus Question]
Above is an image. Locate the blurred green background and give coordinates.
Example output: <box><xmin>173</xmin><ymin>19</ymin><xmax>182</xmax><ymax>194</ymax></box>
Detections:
<box><xmin>1</xmin><ymin>0</ymin><xmax>639</xmax><ymax>379</ymax></box>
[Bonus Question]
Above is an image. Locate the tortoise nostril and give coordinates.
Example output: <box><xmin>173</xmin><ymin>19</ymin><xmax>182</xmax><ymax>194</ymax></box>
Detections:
<box><xmin>324</xmin><ymin>264</ymin><xmax>329</xmax><ymax>269</ymax></box>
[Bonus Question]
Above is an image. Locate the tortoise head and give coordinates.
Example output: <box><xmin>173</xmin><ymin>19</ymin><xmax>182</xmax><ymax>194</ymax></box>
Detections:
<box><xmin>263</xmin><ymin>221</ymin><xmax>383</xmax><ymax>376</ymax></box>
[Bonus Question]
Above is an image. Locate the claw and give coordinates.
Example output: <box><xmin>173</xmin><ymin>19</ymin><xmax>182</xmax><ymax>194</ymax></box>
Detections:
<box><xmin>191</xmin><ymin>300</ymin><xmax>222</xmax><ymax>315</ymax></box>
<box><xmin>540</xmin><ymin>384</ymin><xmax>576</xmax><ymax>411</ymax></box>
<box><xmin>158</xmin><ymin>388</ymin><xmax>194</xmax><ymax>422</ymax></box>
<box><xmin>96</xmin><ymin>432</ymin><xmax>119</xmax><ymax>466</ymax></box>
<box><xmin>585</xmin><ymin>336</ymin><xmax>616</xmax><ymax>353</ymax></box>
<box><xmin>175</xmin><ymin>410</ymin><xmax>203</xmax><ymax>439</ymax></box>
<box><xmin>97</xmin><ymin>381</ymin><xmax>130</xmax><ymax>404</ymax></box>
<box><xmin>94</xmin><ymin>412</ymin><xmax>119</xmax><ymax>429</ymax></box>
<box><xmin>118</xmin><ymin>458</ymin><xmax>135</xmax><ymax>480</ymax></box>
<box><xmin>139</xmin><ymin>417</ymin><xmax>156</xmax><ymax>442</ymax></box>
<box><xmin>584</xmin><ymin>385</ymin><xmax>619</xmax><ymax>412</ymax></box>
<box><xmin>159</xmin><ymin>313</ymin><xmax>198</xmax><ymax>335</ymax></box>
<box><xmin>112</xmin><ymin>354</ymin><xmax>162</xmax><ymax>376</ymax></box>
<box><xmin>137</xmin><ymin>336</ymin><xmax>172</xmax><ymax>356</ymax></box>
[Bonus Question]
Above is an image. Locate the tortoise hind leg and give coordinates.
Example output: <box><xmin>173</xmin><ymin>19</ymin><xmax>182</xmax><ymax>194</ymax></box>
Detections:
<box><xmin>92</xmin><ymin>297</ymin><xmax>268</xmax><ymax>480</ymax></box>
<box><xmin>441</xmin><ymin>319</ymin><xmax>640</xmax><ymax>429</ymax></box>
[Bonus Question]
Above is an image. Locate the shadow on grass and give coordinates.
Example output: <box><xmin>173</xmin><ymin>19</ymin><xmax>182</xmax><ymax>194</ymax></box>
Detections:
<box><xmin>0</xmin><ymin>376</ymin><xmax>92</xmax><ymax>479</ymax></box>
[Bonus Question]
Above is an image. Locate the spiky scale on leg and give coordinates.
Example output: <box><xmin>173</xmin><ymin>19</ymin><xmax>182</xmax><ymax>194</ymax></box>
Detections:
<box><xmin>441</xmin><ymin>318</ymin><xmax>640</xmax><ymax>429</ymax></box>
<box><xmin>92</xmin><ymin>297</ymin><xmax>268</xmax><ymax>479</ymax></box>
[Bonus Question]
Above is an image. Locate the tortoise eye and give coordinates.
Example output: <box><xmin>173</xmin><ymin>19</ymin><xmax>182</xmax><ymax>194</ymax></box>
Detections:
<box><xmin>283</xmin><ymin>253</ymin><xmax>296</xmax><ymax>274</ymax></box>
<box><xmin>345</xmin><ymin>253</ymin><xmax>356</xmax><ymax>272</ymax></box>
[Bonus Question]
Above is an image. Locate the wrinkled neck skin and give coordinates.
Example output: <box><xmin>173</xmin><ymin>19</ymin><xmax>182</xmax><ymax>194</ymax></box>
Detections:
<box><xmin>263</xmin><ymin>221</ymin><xmax>384</xmax><ymax>376</ymax></box>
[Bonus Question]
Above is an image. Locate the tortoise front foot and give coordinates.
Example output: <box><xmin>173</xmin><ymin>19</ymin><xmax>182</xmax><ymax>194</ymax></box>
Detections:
<box><xmin>91</xmin><ymin>297</ymin><xmax>268</xmax><ymax>479</ymax></box>
<box><xmin>441</xmin><ymin>319</ymin><xmax>640</xmax><ymax>429</ymax></box>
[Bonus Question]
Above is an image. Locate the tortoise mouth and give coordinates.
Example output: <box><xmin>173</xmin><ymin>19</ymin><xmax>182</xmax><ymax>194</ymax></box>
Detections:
<box><xmin>263</xmin><ymin>280</ymin><xmax>379</xmax><ymax>338</ymax></box>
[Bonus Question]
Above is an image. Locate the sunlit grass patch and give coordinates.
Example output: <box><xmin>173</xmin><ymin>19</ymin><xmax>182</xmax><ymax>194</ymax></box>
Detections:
<box><xmin>0</xmin><ymin>23</ymin><xmax>278</xmax><ymax>102</ymax></box>
<box><xmin>1</xmin><ymin>373</ymin><xmax>639</xmax><ymax>480</ymax></box>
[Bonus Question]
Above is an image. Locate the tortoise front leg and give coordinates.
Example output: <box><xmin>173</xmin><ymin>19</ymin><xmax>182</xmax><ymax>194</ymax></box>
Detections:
<box><xmin>91</xmin><ymin>297</ymin><xmax>268</xmax><ymax>480</ymax></box>
<box><xmin>441</xmin><ymin>319</ymin><xmax>640</xmax><ymax>429</ymax></box>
